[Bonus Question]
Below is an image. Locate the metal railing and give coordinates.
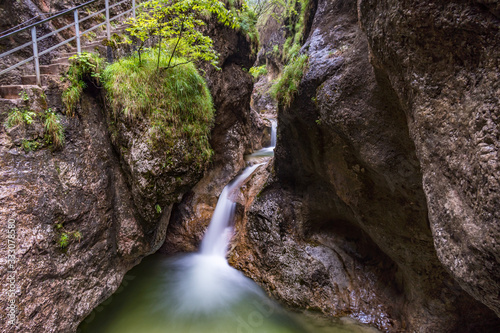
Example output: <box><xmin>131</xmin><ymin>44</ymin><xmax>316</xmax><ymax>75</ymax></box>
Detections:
<box><xmin>0</xmin><ymin>0</ymin><xmax>136</xmax><ymax>86</ymax></box>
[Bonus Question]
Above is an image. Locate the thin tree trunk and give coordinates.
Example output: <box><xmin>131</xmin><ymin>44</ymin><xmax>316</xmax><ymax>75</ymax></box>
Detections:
<box><xmin>167</xmin><ymin>20</ymin><xmax>185</xmax><ymax>69</ymax></box>
<box><xmin>157</xmin><ymin>33</ymin><xmax>162</xmax><ymax>71</ymax></box>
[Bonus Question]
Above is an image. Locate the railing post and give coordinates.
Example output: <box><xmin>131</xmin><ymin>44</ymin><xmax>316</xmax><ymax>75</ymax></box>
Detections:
<box><xmin>105</xmin><ymin>0</ymin><xmax>111</xmax><ymax>40</ymax></box>
<box><xmin>132</xmin><ymin>0</ymin><xmax>136</xmax><ymax>19</ymax></box>
<box><xmin>31</xmin><ymin>26</ymin><xmax>41</xmax><ymax>86</ymax></box>
<box><xmin>74</xmin><ymin>9</ymin><xmax>81</xmax><ymax>55</ymax></box>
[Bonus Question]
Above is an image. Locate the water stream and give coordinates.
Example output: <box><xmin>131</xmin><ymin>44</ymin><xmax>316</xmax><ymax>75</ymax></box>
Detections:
<box><xmin>78</xmin><ymin>120</ymin><xmax>378</xmax><ymax>333</ymax></box>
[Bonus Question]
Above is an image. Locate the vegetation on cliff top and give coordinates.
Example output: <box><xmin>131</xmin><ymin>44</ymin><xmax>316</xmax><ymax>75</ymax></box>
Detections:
<box><xmin>270</xmin><ymin>53</ymin><xmax>308</xmax><ymax>106</ymax></box>
<box><xmin>103</xmin><ymin>51</ymin><xmax>215</xmax><ymax>164</ymax></box>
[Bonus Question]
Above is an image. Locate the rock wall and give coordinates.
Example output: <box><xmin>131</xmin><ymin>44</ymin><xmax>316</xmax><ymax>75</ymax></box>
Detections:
<box><xmin>358</xmin><ymin>0</ymin><xmax>500</xmax><ymax>317</ymax></box>
<box><xmin>0</xmin><ymin>80</ymin><xmax>180</xmax><ymax>332</ymax></box>
<box><xmin>230</xmin><ymin>0</ymin><xmax>500</xmax><ymax>331</ymax></box>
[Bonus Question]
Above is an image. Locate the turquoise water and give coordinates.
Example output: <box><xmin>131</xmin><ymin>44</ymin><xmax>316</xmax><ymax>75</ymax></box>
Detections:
<box><xmin>77</xmin><ymin>254</ymin><xmax>378</xmax><ymax>333</ymax></box>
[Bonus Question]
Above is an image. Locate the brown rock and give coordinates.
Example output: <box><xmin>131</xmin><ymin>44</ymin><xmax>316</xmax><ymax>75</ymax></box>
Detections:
<box><xmin>359</xmin><ymin>0</ymin><xmax>500</xmax><ymax>318</ymax></box>
<box><xmin>231</xmin><ymin>0</ymin><xmax>500</xmax><ymax>331</ymax></box>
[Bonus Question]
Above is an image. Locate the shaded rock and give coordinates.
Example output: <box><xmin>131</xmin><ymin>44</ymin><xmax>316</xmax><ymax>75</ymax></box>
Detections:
<box><xmin>232</xmin><ymin>0</ymin><xmax>500</xmax><ymax>331</ymax></box>
<box><xmin>358</xmin><ymin>0</ymin><xmax>500</xmax><ymax>318</ymax></box>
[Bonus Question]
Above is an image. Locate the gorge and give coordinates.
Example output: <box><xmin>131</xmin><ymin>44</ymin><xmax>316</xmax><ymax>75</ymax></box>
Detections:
<box><xmin>0</xmin><ymin>0</ymin><xmax>499</xmax><ymax>332</ymax></box>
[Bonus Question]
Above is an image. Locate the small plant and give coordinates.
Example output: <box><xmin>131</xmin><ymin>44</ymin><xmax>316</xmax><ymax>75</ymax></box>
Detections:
<box><xmin>270</xmin><ymin>54</ymin><xmax>308</xmax><ymax>107</ymax></box>
<box><xmin>22</xmin><ymin>139</ymin><xmax>41</xmax><ymax>152</ymax></box>
<box><xmin>4</xmin><ymin>107</ymin><xmax>36</xmax><ymax>128</ymax></box>
<box><xmin>43</xmin><ymin>109</ymin><xmax>65</xmax><ymax>149</ymax></box>
<box><xmin>19</xmin><ymin>90</ymin><xmax>29</xmax><ymax>102</ymax></box>
<box><xmin>58</xmin><ymin>233</ymin><xmax>70</xmax><ymax>248</ymax></box>
<box><xmin>62</xmin><ymin>52</ymin><xmax>106</xmax><ymax>115</ymax></box>
<box><xmin>155</xmin><ymin>204</ymin><xmax>162</xmax><ymax>214</ymax></box>
<box><xmin>249</xmin><ymin>65</ymin><xmax>268</xmax><ymax>80</ymax></box>
<box><xmin>54</xmin><ymin>223</ymin><xmax>82</xmax><ymax>249</ymax></box>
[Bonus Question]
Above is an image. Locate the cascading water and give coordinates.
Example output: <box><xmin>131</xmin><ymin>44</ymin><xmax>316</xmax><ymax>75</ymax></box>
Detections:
<box><xmin>270</xmin><ymin>119</ymin><xmax>277</xmax><ymax>147</ymax></box>
<box><xmin>78</xmin><ymin>118</ymin><xmax>377</xmax><ymax>333</ymax></box>
<box><xmin>200</xmin><ymin>163</ymin><xmax>263</xmax><ymax>257</ymax></box>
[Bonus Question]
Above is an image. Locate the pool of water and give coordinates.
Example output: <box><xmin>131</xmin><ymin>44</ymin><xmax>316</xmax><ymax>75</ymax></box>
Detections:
<box><xmin>78</xmin><ymin>254</ymin><xmax>379</xmax><ymax>333</ymax></box>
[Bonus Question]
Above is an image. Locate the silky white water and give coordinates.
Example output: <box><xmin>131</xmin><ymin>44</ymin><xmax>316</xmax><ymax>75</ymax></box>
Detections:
<box><xmin>78</xmin><ymin>119</ymin><xmax>378</xmax><ymax>333</ymax></box>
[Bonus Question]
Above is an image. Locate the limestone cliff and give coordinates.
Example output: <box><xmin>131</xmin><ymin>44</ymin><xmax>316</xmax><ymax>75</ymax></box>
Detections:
<box><xmin>230</xmin><ymin>0</ymin><xmax>500</xmax><ymax>331</ymax></box>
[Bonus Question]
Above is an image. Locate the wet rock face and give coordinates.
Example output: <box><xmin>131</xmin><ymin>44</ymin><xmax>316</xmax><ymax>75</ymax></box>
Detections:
<box><xmin>0</xmin><ymin>83</ymin><xmax>173</xmax><ymax>332</ymax></box>
<box><xmin>358</xmin><ymin>0</ymin><xmax>500</xmax><ymax>317</ymax></box>
<box><xmin>0</xmin><ymin>72</ymin><xmax>206</xmax><ymax>333</ymax></box>
<box><xmin>232</xmin><ymin>0</ymin><xmax>500</xmax><ymax>331</ymax></box>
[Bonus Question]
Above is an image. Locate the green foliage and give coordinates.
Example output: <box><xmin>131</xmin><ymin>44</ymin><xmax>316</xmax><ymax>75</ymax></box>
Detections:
<box><xmin>237</xmin><ymin>1</ymin><xmax>259</xmax><ymax>50</ymax></box>
<box><xmin>62</xmin><ymin>52</ymin><xmax>106</xmax><ymax>115</ymax></box>
<box><xmin>54</xmin><ymin>223</ymin><xmax>82</xmax><ymax>249</ymax></box>
<box><xmin>127</xmin><ymin>0</ymin><xmax>238</xmax><ymax>70</ymax></box>
<box><xmin>58</xmin><ymin>233</ymin><xmax>70</xmax><ymax>248</ymax></box>
<box><xmin>4</xmin><ymin>107</ymin><xmax>36</xmax><ymax>128</ymax></box>
<box><xmin>249</xmin><ymin>64</ymin><xmax>267</xmax><ymax>79</ymax></box>
<box><xmin>43</xmin><ymin>109</ymin><xmax>65</xmax><ymax>149</ymax></box>
<box><xmin>270</xmin><ymin>53</ymin><xmax>308</xmax><ymax>106</ymax></box>
<box><xmin>281</xmin><ymin>0</ymin><xmax>309</xmax><ymax>62</ymax></box>
<box><xmin>155</xmin><ymin>204</ymin><xmax>162</xmax><ymax>214</ymax></box>
<box><xmin>102</xmin><ymin>51</ymin><xmax>215</xmax><ymax>165</ymax></box>
<box><xmin>21</xmin><ymin>139</ymin><xmax>41</xmax><ymax>152</ymax></box>
<box><xmin>19</xmin><ymin>90</ymin><xmax>29</xmax><ymax>102</ymax></box>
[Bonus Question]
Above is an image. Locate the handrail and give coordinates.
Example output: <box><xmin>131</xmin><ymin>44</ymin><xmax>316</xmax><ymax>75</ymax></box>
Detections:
<box><xmin>0</xmin><ymin>0</ymin><xmax>100</xmax><ymax>42</ymax></box>
<box><xmin>0</xmin><ymin>0</ymin><xmax>136</xmax><ymax>86</ymax></box>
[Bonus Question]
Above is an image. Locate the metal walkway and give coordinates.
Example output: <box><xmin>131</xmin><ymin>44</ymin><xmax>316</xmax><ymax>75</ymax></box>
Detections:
<box><xmin>0</xmin><ymin>0</ymin><xmax>136</xmax><ymax>87</ymax></box>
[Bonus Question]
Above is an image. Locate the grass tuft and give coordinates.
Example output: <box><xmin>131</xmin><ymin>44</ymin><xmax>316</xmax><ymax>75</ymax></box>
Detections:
<box><xmin>270</xmin><ymin>54</ymin><xmax>308</xmax><ymax>107</ymax></box>
<box><xmin>43</xmin><ymin>109</ymin><xmax>65</xmax><ymax>149</ymax></box>
<box><xmin>249</xmin><ymin>65</ymin><xmax>268</xmax><ymax>80</ymax></box>
<box><xmin>102</xmin><ymin>51</ymin><xmax>215</xmax><ymax>165</ymax></box>
<box><xmin>4</xmin><ymin>107</ymin><xmax>36</xmax><ymax>128</ymax></box>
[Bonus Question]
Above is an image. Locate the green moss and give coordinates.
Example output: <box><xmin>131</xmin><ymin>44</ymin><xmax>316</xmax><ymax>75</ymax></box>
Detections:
<box><xmin>102</xmin><ymin>51</ymin><xmax>215</xmax><ymax>166</ymax></box>
<box><xmin>270</xmin><ymin>54</ymin><xmax>308</xmax><ymax>107</ymax></box>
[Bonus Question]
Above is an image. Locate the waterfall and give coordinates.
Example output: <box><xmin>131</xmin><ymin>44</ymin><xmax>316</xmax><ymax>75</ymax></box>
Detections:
<box><xmin>170</xmin><ymin>162</ymin><xmax>265</xmax><ymax>314</ymax></box>
<box><xmin>200</xmin><ymin>163</ymin><xmax>263</xmax><ymax>257</ymax></box>
<box><xmin>78</xmin><ymin>116</ymin><xmax>370</xmax><ymax>332</ymax></box>
<box><xmin>270</xmin><ymin>118</ymin><xmax>277</xmax><ymax>147</ymax></box>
